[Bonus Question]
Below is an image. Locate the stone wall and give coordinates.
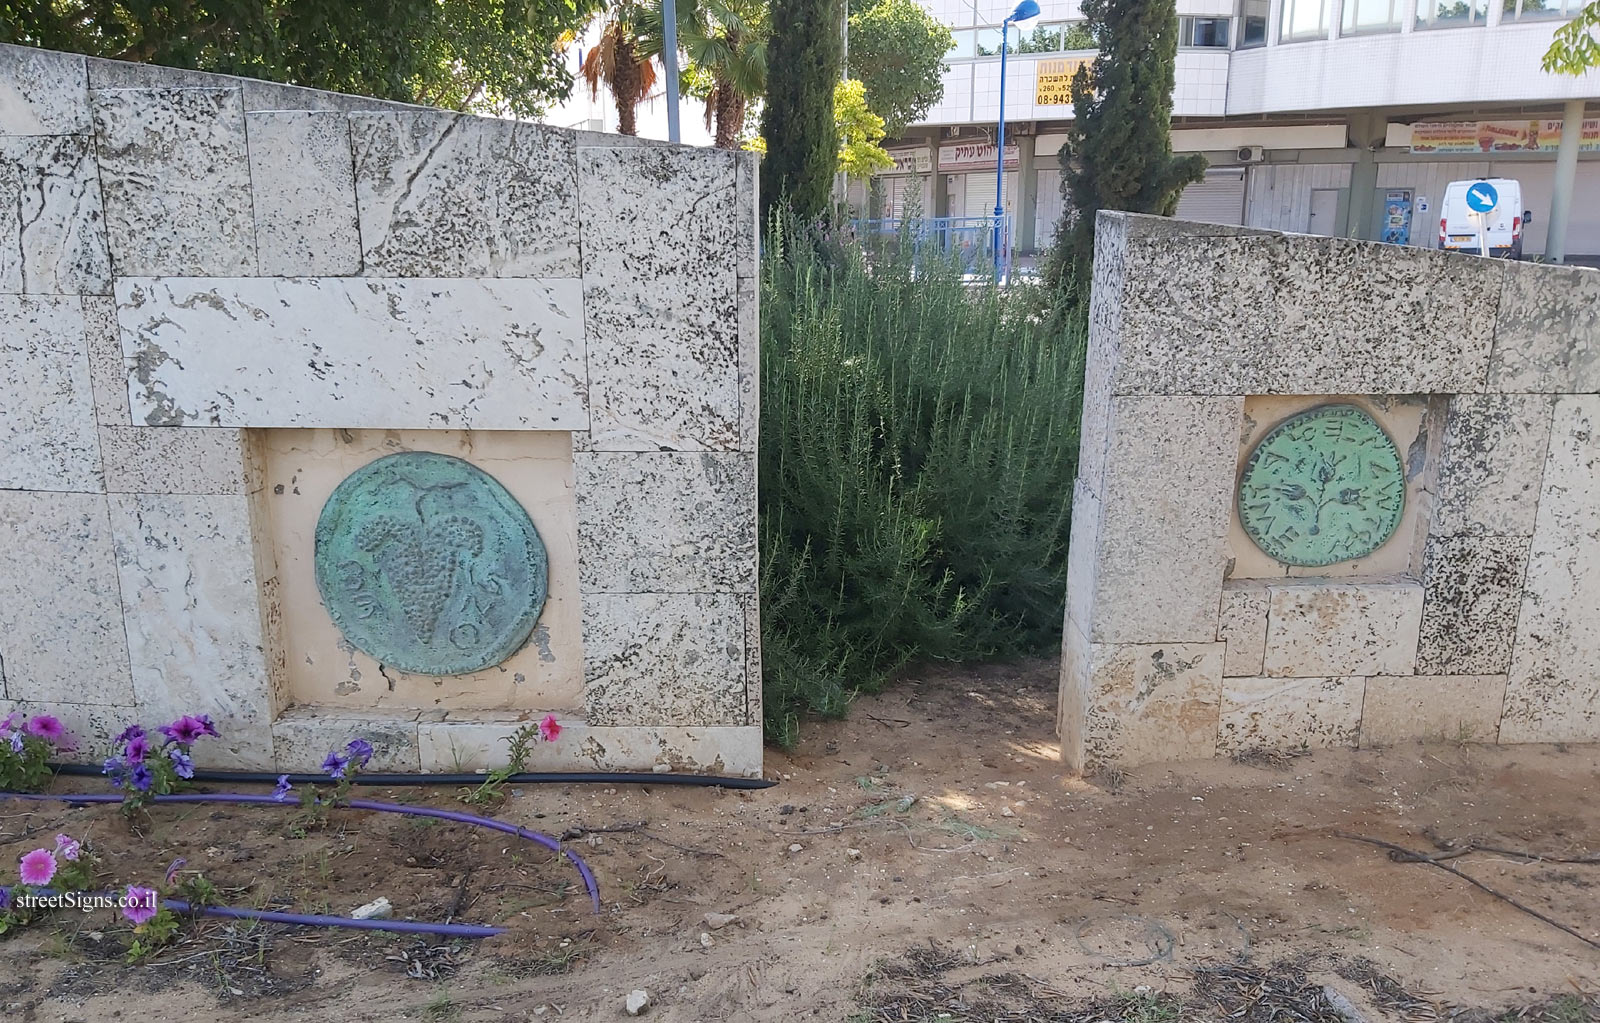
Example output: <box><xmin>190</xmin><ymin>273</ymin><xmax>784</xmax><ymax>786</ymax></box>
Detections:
<box><xmin>0</xmin><ymin>45</ymin><xmax>762</xmax><ymax>776</ymax></box>
<box><xmin>1061</xmin><ymin>211</ymin><xmax>1600</xmax><ymax>769</ymax></box>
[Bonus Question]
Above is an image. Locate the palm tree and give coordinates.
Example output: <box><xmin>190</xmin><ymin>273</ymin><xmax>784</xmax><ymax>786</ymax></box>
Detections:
<box><xmin>679</xmin><ymin>0</ymin><xmax>769</xmax><ymax>149</ymax></box>
<box><xmin>580</xmin><ymin>1</ymin><xmax>659</xmax><ymax>136</ymax></box>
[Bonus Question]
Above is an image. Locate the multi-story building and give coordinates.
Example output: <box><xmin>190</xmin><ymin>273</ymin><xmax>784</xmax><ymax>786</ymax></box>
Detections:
<box><xmin>866</xmin><ymin>0</ymin><xmax>1600</xmax><ymax>259</ymax></box>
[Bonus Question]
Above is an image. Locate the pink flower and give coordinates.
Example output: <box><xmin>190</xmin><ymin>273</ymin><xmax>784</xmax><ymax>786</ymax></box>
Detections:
<box><xmin>19</xmin><ymin>848</ymin><xmax>56</xmax><ymax>886</ymax></box>
<box><xmin>53</xmin><ymin>834</ymin><xmax>81</xmax><ymax>862</ymax></box>
<box><xmin>538</xmin><ymin>714</ymin><xmax>561</xmax><ymax>743</ymax></box>
<box><xmin>122</xmin><ymin>885</ymin><xmax>159</xmax><ymax>926</ymax></box>
<box><xmin>24</xmin><ymin>715</ymin><xmax>64</xmax><ymax>741</ymax></box>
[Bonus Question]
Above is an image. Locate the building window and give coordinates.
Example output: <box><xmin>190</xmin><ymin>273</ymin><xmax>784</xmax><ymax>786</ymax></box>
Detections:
<box><xmin>1062</xmin><ymin>22</ymin><xmax>1097</xmax><ymax>49</ymax></box>
<box><xmin>1281</xmin><ymin>0</ymin><xmax>1330</xmax><ymax>40</ymax></box>
<box><xmin>1416</xmin><ymin>0</ymin><xmax>1489</xmax><ymax>26</ymax></box>
<box><xmin>1239</xmin><ymin>0</ymin><xmax>1269</xmax><ymax>46</ymax></box>
<box><xmin>1016</xmin><ymin>23</ymin><xmax>1062</xmax><ymax>52</ymax></box>
<box><xmin>1503</xmin><ymin>0</ymin><xmax>1573</xmax><ymax>18</ymax></box>
<box><xmin>947</xmin><ymin>29</ymin><xmax>976</xmax><ymax>59</ymax></box>
<box><xmin>1179</xmin><ymin>16</ymin><xmax>1232</xmax><ymax>46</ymax></box>
<box><xmin>951</xmin><ymin>20</ymin><xmax>1095</xmax><ymax>58</ymax></box>
<box><xmin>1342</xmin><ymin>0</ymin><xmax>1403</xmax><ymax>31</ymax></box>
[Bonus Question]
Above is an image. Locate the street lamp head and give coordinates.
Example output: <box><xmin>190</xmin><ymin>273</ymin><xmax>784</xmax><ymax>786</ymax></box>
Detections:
<box><xmin>1007</xmin><ymin>0</ymin><xmax>1041</xmax><ymax>23</ymax></box>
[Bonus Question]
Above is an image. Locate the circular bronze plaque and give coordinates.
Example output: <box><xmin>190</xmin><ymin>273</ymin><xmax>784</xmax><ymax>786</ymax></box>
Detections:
<box><xmin>1237</xmin><ymin>404</ymin><xmax>1405</xmax><ymax>568</ymax></box>
<box><xmin>313</xmin><ymin>452</ymin><xmax>548</xmax><ymax>675</ymax></box>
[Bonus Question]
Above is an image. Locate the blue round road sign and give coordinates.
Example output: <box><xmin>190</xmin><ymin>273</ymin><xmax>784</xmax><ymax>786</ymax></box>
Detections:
<box><xmin>1465</xmin><ymin>182</ymin><xmax>1499</xmax><ymax>213</ymax></box>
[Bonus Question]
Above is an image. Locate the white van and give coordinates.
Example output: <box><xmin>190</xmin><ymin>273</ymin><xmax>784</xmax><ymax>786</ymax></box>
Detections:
<box><xmin>1438</xmin><ymin>178</ymin><xmax>1530</xmax><ymax>259</ymax></box>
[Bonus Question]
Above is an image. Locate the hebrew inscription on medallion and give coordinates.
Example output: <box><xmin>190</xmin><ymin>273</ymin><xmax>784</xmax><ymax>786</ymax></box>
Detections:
<box><xmin>313</xmin><ymin>452</ymin><xmax>548</xmax><ymax>675</ymax></box>
<box><xmin>1237</xmin><ymin>403</ymin><xmax>1406</xmax><ymax>568</ymax></box>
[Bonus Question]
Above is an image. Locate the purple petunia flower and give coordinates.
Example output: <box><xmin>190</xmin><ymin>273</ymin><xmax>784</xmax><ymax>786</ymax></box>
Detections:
<box><xmin>130</xmin><ymin>762</ymin><xmax>154</xmax><ymax>792</ymax></box>
<box><xmin>321</xmin><ymin>751</ymin><xmax>349</xmax><ymax>780</ymax></box>
<box><xmin>7</xmin><ymin>732</ymin><xmax>20</xmax><ymax>755</ymax></box>
<box><xmin>19</xmin><ymin>848</ymin><xmax>56</xmax><ymax>886</ymax></box>
<box><xmin>0</xmin><ymin>885</ymin><xmax>11</xmax><ymax>910</ymax></box>
<box><xmin>161</xmin><ymin>715</ymin><xmax>208</xmax><ymax>745</ymax></box>
<box><xmin>197</xmin><ymin>714</ymin><xmax>220</xmax><ymax>738</ymax></box>
<box><xmin>53</xmin><ymin>834</ymin><xmax>81</xmax><ymax>862</ymax></box>
<box><xmin>271</xmin><ymin>774</ymin><xmax>293</xmax><ymax>802</ymax></box>
<box><xmin>24</xmin><ymin>715</ymin><xmax>64</xmax><ymax>741</ymax></box>
<box><xmin>114</xmin><ymin>724</ymin><xmax>146</xmax><ymax>746</ymax></box>
<box><xmin>124</xmin><ymin>734</ymin><xmax>150</xmax><ymax>762</ymax></box>
<box><xmin>0</xmin><ymin>712</ymin><xmax>18</xmax><ymax>732</ymax></box>
<box><xmin>122</xmin><ymin>886</ymin><xmax>159</xmax><ymax>927</ymax></box>
<box><xmin>344</xmin><ymin>738</ymin><xmax>374</xmax><ymax>767</ymax></box>
<box><xmin>167</xmin><ymin>747</ymin><xmax>194</xmax><ymax>780</ymax></box>
<box><xmin>165</xmin><ymin>858</ymin><xmax>186</xmax><ymax>885</ymax></box>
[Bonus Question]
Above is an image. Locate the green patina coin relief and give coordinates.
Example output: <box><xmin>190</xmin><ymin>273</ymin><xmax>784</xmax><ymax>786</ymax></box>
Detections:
<box><xmin>1237</xmin><ymin>404</ymin><xmax>1405</xmax><ymax>568</ymax></box>
<box><xmin>313</xmin><ymin>452</ymin><xmax>548</xmax><ymax>676</ymax></box>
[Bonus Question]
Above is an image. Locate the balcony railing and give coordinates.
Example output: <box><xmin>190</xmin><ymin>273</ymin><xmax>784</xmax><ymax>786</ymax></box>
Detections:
<box><xmin>847</xmin><ymin>215</ymin><xmax>1015</xmax><ymax>275</ymax></box>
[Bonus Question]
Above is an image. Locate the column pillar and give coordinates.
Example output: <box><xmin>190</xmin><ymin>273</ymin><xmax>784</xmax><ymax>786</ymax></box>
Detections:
<box><xmin>1546</xmin><ymin>99</ymin><xmax>1585</xmax><ymax>264</ymax></box>
<box><xmin>1015</xmin><ymin>134</ymin><xmax>1039</xmax><ymax>253</ymax></box>
<box><xmin>1344</xmin><ymin>111</ymin><xmax>1384</xmax><ymax>240</ymax></box>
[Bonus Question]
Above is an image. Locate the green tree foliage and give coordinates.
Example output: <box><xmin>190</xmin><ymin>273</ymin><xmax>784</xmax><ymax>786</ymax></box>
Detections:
<box><xmin>761</xmin><ymin>0</ymin><xmax>843</xmax><ymax>220</ymax></box>
<box><xmin>1</xmin><ymin>0</ymin><xmax>601</xmax><ymax>118</ymax></box>
<box><xmin>581</xmin><ymin>0</ymin><xmax>659</xmax><ymax>135</ymax></box>
<box><xmin>1543</xmin><ymin>2</ymin><xmax>1600</xmax><ymax>74</ymax></box>
<box><xmin>1045</xmin><ymin>0</ymin><xmax>1206</xmax><ymax>294</ymax></box>
<box><xmin>679</xmin><ymin>0</ymin><xmax>770</xmax><ymax>148</ymax></box>
<box><xmin>835</xmin><ymin>78</ymin><xmax>893</xmax><ymax>177</ymax></box>
<box><xmin>846</xmin><ymin>0</ymin><xmax>951</xmax><ymax>138</ymax></box>
<box><xmin>759</xmin><ymin>214</ymin><xmax>1086</xmax><ymax>746</ymax></box>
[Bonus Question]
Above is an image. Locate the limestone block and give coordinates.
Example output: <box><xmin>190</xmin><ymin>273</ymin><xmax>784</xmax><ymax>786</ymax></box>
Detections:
<box><xmin>583</xmin><ymin>592</ymin><xmax>746</xmax><ymax>727</ymax></box>
<box><xmin>1087</xmin><ymin>395</ymin><xmax>1240</xmax><ymax>644</ymax></box>
<box><xmin>1218</xmin><ymin>586</ymin><xmax>1270</xmax><ymax>677</ymax></box>
<box><xmin>0</xmin><ymin>45</ymin><xmax>89</xmax><ymax>135</ymax></box>
<box><xmin>1432</xmin><ymin>394</ymin><xmax>1554</xmax><ymax>537</ymax></box>
<box><xmin>1062</xmin><ymin>479</ymin><xmax>1102</xmax><ymax>640</ymax></box>
<box><xmin>82</xmin><ymin>295</ymin><xmax>129</xmax><ymax>424</ymax></box>
<box><xmin>734</xmin><ymin>150</ymin><xmax>758</xmax><ymax>280</ymax></box>
<box><xmin>737</xmin><ymin>274</ymin><xmax>759</xmax><ymax>452</ymax></box>
<box><xmin>0</xmin><ymin>700</ymin><xmax>137</xmax><ymax>761</ymax></box>
<box><xmin>1501</xmin><ymin>396</ymin><xmax>1600</xmax><ymax>743</ymax></box>
<box><xmin>1219</xmin><ymin>676</ymin><xmax>1364</xmax><ymax>751</ymax></box>
<box><xmin>109</xmin><ymin>493</ymin><xmax>276</xmax><ymax>767</ymax></box>
<box><xmin>1488</xmin><ymin>261</ymin><xmax>1600</xmax><ymax>393</ymax></box>
<box><xmin>1416</xmin><ymin>534</ymin><xmax>1529</xmax><ymax>676</ymax></box>
<box><xmin>1077</xmin><ymin>642</ymin><xmax>1225</xmax><ymax>768</ymax></box>
<box><xmin>1360</xmin><ymin>675</ymin><xmax>1507</xmax><ymax>747</ymax></box>
<box><xmin>1261</xmin><ymin>582</ymin><xmax>1422</xmax><ymax>677</ymax></box>
<box><xmin>117</xmin><ymin>276</ymin><xmax>589</xmax><ymax>429</ymax></box>
<box><xmin>1113</xmin><ymin>234</ymin><xmax>1498</xmax><ymax>396</ymax></box>
<box><xmin>574</xmin><ymin>452</ymin><xmax>756</xmax><ymax>593</ymax></box>
<box><xmin>0</xmin><ymin>135</ymin><xmax>110</xmax><ymax>294</ymax></box>
<box><xmin>1057</xmin><ymin>620</ymin><xmax>1093</xmax><ymax>767</ymax></box>
<box><xmin>580</xmin><ymin>146</ymin><xmax>739</xmax><ymax>451</ymax></box>
<box><xmin>351</xmin><ymin>111</ymin><xmax>579</xmax><ymax>277</ymax></box>
<box><xmin>417</xmin><ymin>719</ymin><xmax>762</xmax><ymax>777</ymax></box>
<box><xmin>246</xmin><ymin>111</ymin><xmax>361</xmax><ymax>275</ymax></box>
<box><xmin>741</xmin><ymin>590</ymin><xmax>762</xmax><ymax>727</ymax></box>
<box><xmin>271</xmin><ymin>706</ymin><xmax>421</xmax><ymax>773</ymax></box>
<box><xmin>0</xmin><ymin>492</ymin><xmax>133</xmax><ymax>706</ymax></box>
<box><xmin>0</xmin><ymin>295</ymin><xmax>102</xmax><ymax>492</ymax></box>
<box><xmin>100</xmin><ymin>427</ymin><xmax>256</xmax><ymax>495</ymax></box>
<box><xmin>1068</xmin><ymin>211</ymin><xmax>1128</xmax><ymax>499</ymax></box>
<box><xmin>85</xmin><ymin>59</ymin><xmax>227</xmax><ymax>92</ymax></box>
<box><xmin>92</xmin><ymin>88</ymin><xmax>256</xmax><ymax>276</ymax></box>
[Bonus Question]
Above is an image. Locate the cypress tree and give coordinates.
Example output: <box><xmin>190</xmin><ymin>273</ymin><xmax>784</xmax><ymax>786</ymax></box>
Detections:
<box><xmin>1046</xmin><ymin>0</ymin><xmax>1207</xmax><ymax>293</ymax></box>
<box><xmin>760</xmin><ymin>0</ymin><xmax>843</xmax><ymax>222</ymax></box>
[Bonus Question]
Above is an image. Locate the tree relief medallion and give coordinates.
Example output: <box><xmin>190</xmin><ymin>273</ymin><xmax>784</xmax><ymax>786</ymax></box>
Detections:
<box><xmin>313</xmin><ymin>452</ymin><xmax>548</xmax><ymax>675</ymax></box>
<box><xmin>1237</xmin><ymin>403</ymin><xmax>1405</xmax><ymax>568</ymax></box>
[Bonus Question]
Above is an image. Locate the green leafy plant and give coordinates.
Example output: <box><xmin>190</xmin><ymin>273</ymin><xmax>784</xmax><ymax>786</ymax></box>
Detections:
<box><xmin>846</xmin><ymin>0</ymin><xmax>954</xmax><ymax>136</ymax></box>
<box><xmin>284</xmin><ymin>737</ymin><xmax>374</xmax><ymax>834</ymax></box>
<box><xmin>0</xmin><ymin>712</ymin><xmax>69</xmax><ymax>792</ymax></box>
<box><xmin>460</xmin><ymin>715</ymin><xmax>562</xmax><ymax>809</ymax></box>
<box><xmin>101</xmin><ymin>715</ymin><xmax>219</xmax><ymax>816</ymax></box>
<box><xmin>761</xmin><ymin>0</ymin><xmax>844</xmax><ymax>220</ymax></box>
<box><xmin>835</xmin><ymin>79</ymin><xmax>895</xmax><ymax>179</ymax></box>
<box><xmin>0</xmin><ymin>833</ymin><xmax>98</xmax><ymax>937</ymax></box>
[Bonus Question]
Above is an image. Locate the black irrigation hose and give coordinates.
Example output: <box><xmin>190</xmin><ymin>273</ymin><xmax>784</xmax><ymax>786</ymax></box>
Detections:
<box><xmin>48</xmin><ymin>762</ymin><xmax>777</xmax><ymax>790</ymax></box>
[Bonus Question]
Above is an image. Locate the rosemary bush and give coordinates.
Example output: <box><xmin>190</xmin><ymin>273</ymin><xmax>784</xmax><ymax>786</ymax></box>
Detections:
<box><xmin>759</xmin><ymin>217</ymin><xmax>1088</xmax><ymax>746</ymax></box>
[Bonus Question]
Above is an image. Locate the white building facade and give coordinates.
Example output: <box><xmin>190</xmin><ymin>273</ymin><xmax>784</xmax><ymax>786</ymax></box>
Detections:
<box><xmin>868</xmin><ymin>0</ymin><xmax>1600</xmax><ymax>259</ymax></box>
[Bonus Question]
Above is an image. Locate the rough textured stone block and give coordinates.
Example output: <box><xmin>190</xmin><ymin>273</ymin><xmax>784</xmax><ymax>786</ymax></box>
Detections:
<box><xmin>583</xmin><ymin>592</ymin><xmax>745</xmax><ymax>727</ymax></box>
<box><xmin>0</xmin><ymin>135</ymin><xmax>110</xmax><ymax>294</ymax></box>
<box><xmin>1077</xmin><ymin>642</ymin><xmax>1225</xmax><ymax>768</ymax></box>
<box><xmin>1416</xmin><ymin>534</ymin><xmax>1529</xmax><ymax>676</ymax></box>
<box><xmin>109</xmin><ymin>493</ymin><xmax>276</xmax><ymax>766</ymax></box>
<box><xmin>82</xmin><ymin>295</ymin><xmax>129</xmax><ymax>424</ymax></box>
<box><xmin>1360</xmin><ymin>675</ymin><xmax>1506</xmax><ymax>746</ymax></box>
<box><xmin>0</xmin><ymin>493</ymin><xmax>132</xmax><ymax>706</ymax></box>
<box><xmin>117</xmin><ymin>276</ymin><xmax>588</xmax><ymax>429</ymax></box>
<box><xmin>1501</xmin><ymin>396</ymin><xmax>1600</xmax><ymax>743</ymax></box>
<box><xmin>1088</xmin><ymin>395</ymin><xmax>1240</xmax><ymax>644</ymax></box>
<box><xmin>1488</xmin><ymin>261</ymin><xmax>1600</xmax><ymax>393</ymax></box>
<box><xmin>1432</xmin><ymin>394</ymin><xmax>1554</xmax><ymax>537</ymax></box>
<box><xmin>246</xmin><ymin>111</ymin><xmax>360</xmax><ymax>275</ymax></box>
<box><xmin>1218</xmin><ymin>586</ymin><xmax>1270</xmax><ymax>677</ymax></box>
<box><xmin>1062</xmin><ymin>480</ymin><xmax>1102</xmax><ymax>640</ymax></box>
<box><xmin>737</xmin><ymin>273</ymin><xmax>759</xmax><ymax>451</ymax></box>
<box><xmin>1262</xmin><ymin>582</ymin><xmax>1422</xmax><ymax>677</ymax></box>
<box><xmin>0</xmin><ymin>45</ymin><xmax>89</xmax><ymax>135</ymax></box>
<box><xmin>580</xmin><ymin>146</ymin><xmax>739</xmax><ymax>451</ymax></box>
<box><xmin>351</xmin><ymin>111</ymin><xmax>578</xmax><ymax>277</ymax></box>
<box><xmin>0</xmin><ymin>700</ymin><xmax>137</xmax><ymax>760</ymax></box>
<box><xmin>0</xmin><ymin>295</ymin><xmax>101</xmax><ymax>492</ymax></box>
<box><xmin>741</xmin><ymin>591</ymin><xmax>761</xmax><ymax>727</ymax></box>
<box><xmin>271</xmin><ymin>706</ymin><xmax>421</xmax><ymax>773</ymax></box>
<box><xmin>1219</xmin><ymin>675</ymin><xmax>1364</xmax><ymax>751</ymax></box>
<box><xmin>734</xmin><ymin>150</ymin><xmax>758</xmax><ymax>280</ymax></box>
<box><xmin>417</xmin><ymin>719</ymin><xmax>761</xmax><ymax>776</ymax></box>
<box><xmin>100</xmin><ymin>427</ymin><xmax>256</xmax><ymax>494</ymax></box>
<box><xmin>1113</xmin><ymin>233</ymin><xmax>1499</xmax><ymax>396</ymax></box>
<box><xmin>92</xmin><ymin>88</ymin><xmax>256</xmax><ymax>276</ymax></box>
<box><xmin>575</xmin><ymin>452</ymin><xmax>756</xmax><ymax>593</ymax></box>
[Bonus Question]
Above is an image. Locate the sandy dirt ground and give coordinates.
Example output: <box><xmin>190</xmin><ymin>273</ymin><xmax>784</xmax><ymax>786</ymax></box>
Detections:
<box><xmin>3</xmin><ymin>659</ymin><xmax>1599</xmax><ymax>1021</ymax></box>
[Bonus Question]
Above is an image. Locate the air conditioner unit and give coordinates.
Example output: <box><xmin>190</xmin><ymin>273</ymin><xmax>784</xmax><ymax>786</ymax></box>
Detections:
<box><xmin>1237</xmin><ymin>145</ymin><xmax>1266</xmax><ymax>163</ymax></box>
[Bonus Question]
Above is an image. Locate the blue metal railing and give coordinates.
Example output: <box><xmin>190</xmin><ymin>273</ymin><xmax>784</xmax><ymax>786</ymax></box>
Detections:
<box><xmin>848</xmin><ymin>215</ymin><xmax>1014</xmax><ymax>275</ymax></box>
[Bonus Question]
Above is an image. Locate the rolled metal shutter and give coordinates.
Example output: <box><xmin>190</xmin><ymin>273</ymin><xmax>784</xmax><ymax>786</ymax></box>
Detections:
<box><xmin>1175</xmin><ymin>167</ymin><xmax>1247</xmax><ymax>225</ymax></box>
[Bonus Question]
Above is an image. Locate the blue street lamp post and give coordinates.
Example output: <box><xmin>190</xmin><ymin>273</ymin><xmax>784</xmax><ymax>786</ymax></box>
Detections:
<box><xmin>993</xmin><ymin>0</ymin><xmax>1040</xmax><ymax>275</ymax></box>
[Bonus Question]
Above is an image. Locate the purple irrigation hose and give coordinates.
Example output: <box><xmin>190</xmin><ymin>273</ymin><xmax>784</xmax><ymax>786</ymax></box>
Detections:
<box><xmin>162</xmin><ymin>897</ymin><xmax>504</xmax><ymax>938</ymax></box>
<box><xmin>5</xmin><ymin>790</ymin><xmax>602</xmax><ymax>923</ymax></box>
